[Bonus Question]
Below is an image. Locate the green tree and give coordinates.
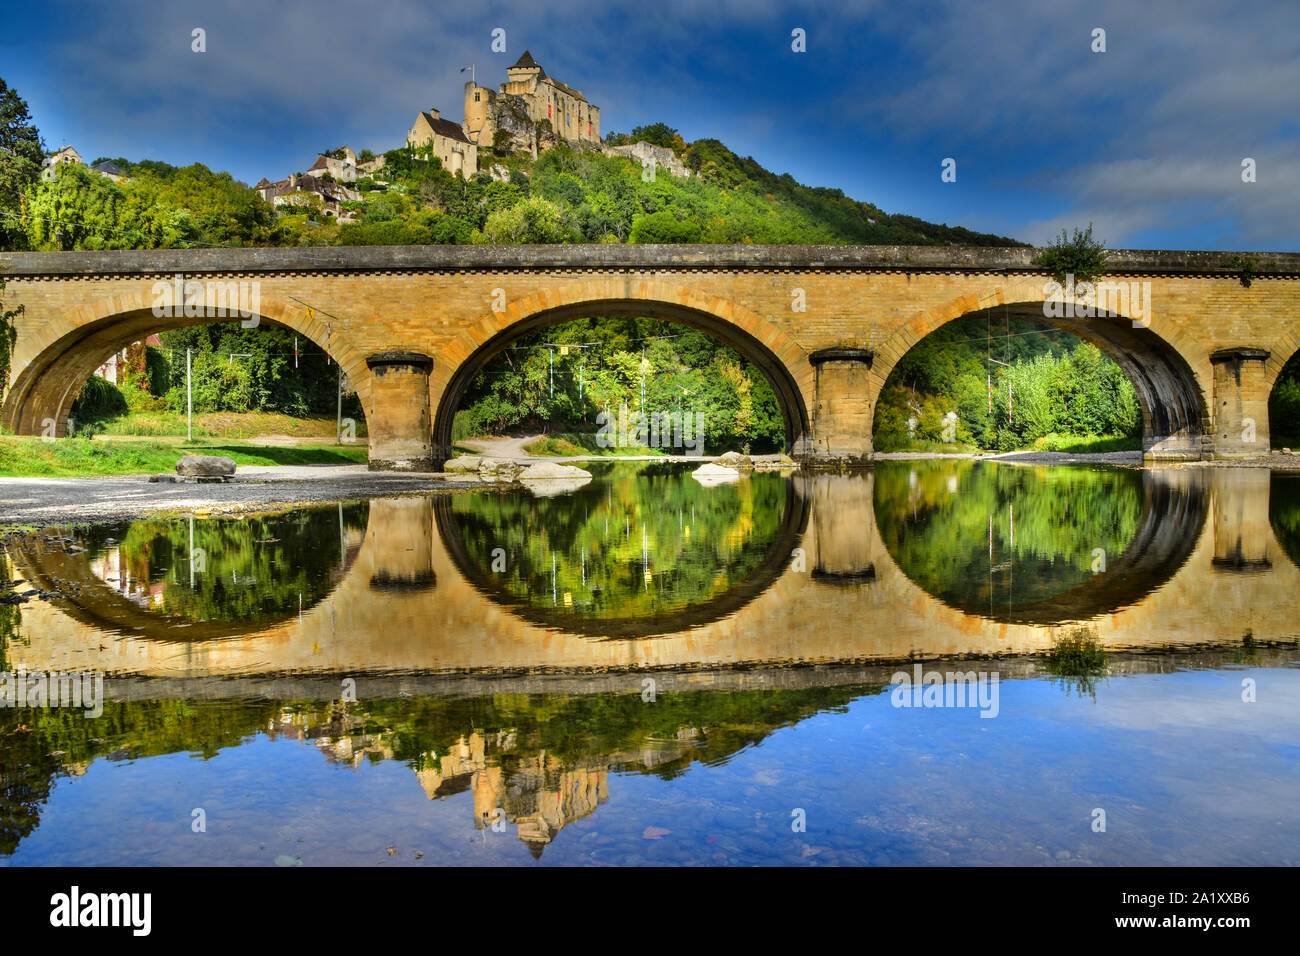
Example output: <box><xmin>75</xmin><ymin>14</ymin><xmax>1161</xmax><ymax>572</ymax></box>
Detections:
<box><xmin>474</xmin><ymin>196</ymin><xmax>574</xmax><ymax>244</ymax></box>
<box><xmin>0</xmin><ymin>77</ymin><xmax>43</xmax><ymax>251</ymax></box>
<box><xmin>630</xmin><ymin>123</ymin><xmax>682</xmax><ymax>150</ymax></box>
<box><xmin>630</xmin><ymin>209</ymin><xmax>701</xmax><ymax>243</ymax></box>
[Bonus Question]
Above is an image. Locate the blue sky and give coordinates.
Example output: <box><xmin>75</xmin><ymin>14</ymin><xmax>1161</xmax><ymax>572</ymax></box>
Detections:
<box><xmin>2</xmin><ymin>0</ymin><xmax>1296</xmax><ymax>249</ymax></box>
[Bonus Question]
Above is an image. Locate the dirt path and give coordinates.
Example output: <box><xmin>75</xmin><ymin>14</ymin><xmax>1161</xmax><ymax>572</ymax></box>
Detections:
<box><xmin>457</xmin><ymin>435</ymin><xmax>547</xmax><ymax>459</ymax></box>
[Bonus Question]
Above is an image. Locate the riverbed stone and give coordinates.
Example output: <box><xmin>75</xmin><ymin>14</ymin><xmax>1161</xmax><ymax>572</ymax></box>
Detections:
<box><xmin>176</xmin><ymin>455</ymin><xmax>236</xmax><ymax>478</ymax></box>
<box><xmin>692</xmin><ymin>462</ymin><xmax>741</xmax><ymax>483</ymax></box>
<box><xmin>479</xmin><ymin>457</ymin><xmax>523</xmax><ymax>480</ymax></box>
<box><xmin>443</xmin><ymin>455</ymin><xmax>483</xmax><ymax>473</ymax></box>
<box><xmin>716</xmin><ymin>451</ymin><xmax>754</xmax><ymax>471</ymax></box>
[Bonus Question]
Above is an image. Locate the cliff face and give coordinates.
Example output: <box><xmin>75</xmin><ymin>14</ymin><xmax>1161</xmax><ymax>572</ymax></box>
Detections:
<box><xmin>493</xmin><ymin>94</ymin><xmax>536</xmax><ymax>151</ymax></box>
<box><xmin>604</xmin><ymin>141</ymin><xmax>691</xmax><ymax>178</ymax></box>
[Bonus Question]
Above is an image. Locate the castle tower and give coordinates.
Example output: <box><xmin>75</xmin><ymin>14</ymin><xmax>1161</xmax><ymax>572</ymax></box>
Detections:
<box><xmin>504</xmin><ymin>49</ymin><xmax>545</xmax><ymax>91</ymax></box>
<box><xmin>464</xmin><ymin>81</ymin><xmax>495</xmax><ymax>147</ymax></box>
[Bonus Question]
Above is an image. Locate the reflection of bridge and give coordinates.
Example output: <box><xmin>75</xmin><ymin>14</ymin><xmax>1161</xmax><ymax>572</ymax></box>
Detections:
<box><xmin>7</xmin><ymin>467</ymin><xmax>1298</xmax><ymax>676</ymax></box>
<box><xmin>4</xmin><ymin>246</ymin><xmax>1300</xmax><ymax>466</ymax></box>
<box><xmin>8</xmin><ymin>523</ymin><xmax>366</xmax><ymax>643</ymax></box>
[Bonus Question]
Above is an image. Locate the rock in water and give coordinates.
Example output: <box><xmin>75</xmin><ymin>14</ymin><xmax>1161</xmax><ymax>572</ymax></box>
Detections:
<box><xmin>691</xmin><ymin>462</ymin><xmax>741</xmax><ymax>484</ymax></box>
<box><xmin>479</xmin><ymin>457</ymin><xmax>523</xmax><ymax>481</ymax></box>
<box><xmin>518</xmin><ymin>462</ymin><xmax>593</xmax><ymax>480</ymax></box>
<box><xmin>175</xmin><ymin>455</ymin><xmax>236</xmax><ymax>479</ymax></box>
<box><xmin>715</xmin><ymin>451</ymin><xmax>754</xmax><ymax>471</ymax></box>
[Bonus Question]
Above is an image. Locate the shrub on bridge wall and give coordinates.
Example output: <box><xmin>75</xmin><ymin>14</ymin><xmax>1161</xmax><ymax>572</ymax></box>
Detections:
<box><xmin>1032</xmin><ymin>224</ymin><xmax>1110</xmax><ymax>285</ymax></box>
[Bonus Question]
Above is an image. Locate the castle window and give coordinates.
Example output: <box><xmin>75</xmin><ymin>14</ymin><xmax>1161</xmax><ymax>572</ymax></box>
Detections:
<box><xmin>474</xmin><ymin>92</ymin><xmax>480</xmax><ymax>102</ymax></box>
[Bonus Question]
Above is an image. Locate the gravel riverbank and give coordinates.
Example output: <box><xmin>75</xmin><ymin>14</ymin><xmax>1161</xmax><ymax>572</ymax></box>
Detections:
<box><xmin>3</xmin><ymin>451</ymin><xmax>1299</xmax><ymax>527</ymax></box>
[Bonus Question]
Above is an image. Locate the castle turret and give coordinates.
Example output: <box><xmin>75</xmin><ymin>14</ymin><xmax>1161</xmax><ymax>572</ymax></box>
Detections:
<box><xmin>464</xmin><ymin>81</ymin><xmax>495</xmax><ymax>146</ymax></box>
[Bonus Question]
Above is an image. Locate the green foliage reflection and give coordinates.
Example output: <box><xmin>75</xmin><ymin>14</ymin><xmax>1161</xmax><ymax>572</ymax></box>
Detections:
<box><xmin>449</xmin><ymin>463</ymin><xmax>789</xmax><ymax>619</ymax></box>
<box><xmin>80</xmin><ymin>504</ymin><xmax>367</xmax><ymax>624</ymax></box>
<box><xmin>874</xmin><ymin>461</ymin><xmax>1142</xmax><ymax>610</ymax></box>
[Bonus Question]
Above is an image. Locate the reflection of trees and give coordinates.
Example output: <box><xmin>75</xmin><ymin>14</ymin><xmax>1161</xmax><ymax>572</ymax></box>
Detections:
<box><xmin>1269</xmin><ymin>474</ymin><xmax>1300</xmax><ymax>570</ymax></box>
<box><xmin>449</xmin><ymin>463</ymin><xmax>789</xmax><ymax>619</ymax></box>
<box><xmin>0</xmin><ymin>551</ymin><xmax>20</xmax><ymax>673</ymax></box>
<box><xmin>875</xmin><ymin>461</ymin><xmax>1142</xmax><ymax>610</ymax></box>
<box><xmin>78</xmin><ymin>504</ymin><xmax>368</xmax><ymax>625</ymax></box>
<box><xmin>0</xmin><ymin>698</ymin><xmax>281</xmax><ymax>856</ymax></box>
<box><xmin>0</xmin><ymin>683</ymin><xmax>870</xmax><ymax>858</ymax></box>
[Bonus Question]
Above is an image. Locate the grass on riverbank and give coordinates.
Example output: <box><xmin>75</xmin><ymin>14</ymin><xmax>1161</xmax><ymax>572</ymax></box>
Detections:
<box><xmin>88</xmin><ymin>410</ymin><xmax>367</xmax><ymax>440</ymax></box>
<box><xmin>875</xmin><ymin>433</ymin><xmax>1141</xmax><ymax>456</ymax></box>
<box><xmin>0</xmin><ymin>435</ymin><xmax>368</xmax><ymax>477</ymax></box>
<box><xmin>1029</xmin><ymin>433</ymin><xmax>1142</xmax><ymax>454</ymax></box>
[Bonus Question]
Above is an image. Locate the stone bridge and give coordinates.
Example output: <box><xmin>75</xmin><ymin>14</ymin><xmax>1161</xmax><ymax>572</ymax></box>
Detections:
<box><xmin>3</xmin><ymin>245</ymin><xmax>1299</xmax><ymax>465</ymax></box>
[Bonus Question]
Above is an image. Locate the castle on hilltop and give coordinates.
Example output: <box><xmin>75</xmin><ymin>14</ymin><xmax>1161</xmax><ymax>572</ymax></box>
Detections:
<box><xmin>463</xmin><ymin>50</ymin><xmax>601</xmax><ymax>154</ymax></box>
<box><xmin>405</xmin><ymin>51</ymin><xmax>605</xmax><ymax>176</ymax></box>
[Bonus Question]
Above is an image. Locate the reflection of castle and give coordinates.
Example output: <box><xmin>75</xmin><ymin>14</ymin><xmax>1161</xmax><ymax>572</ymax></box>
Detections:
<box><xmin>267</xmin><ymin>706</ymin><xmax>697</xmax><ymax>857</ymax></box>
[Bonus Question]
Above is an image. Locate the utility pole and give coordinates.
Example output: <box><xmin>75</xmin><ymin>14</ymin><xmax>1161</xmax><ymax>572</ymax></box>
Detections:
<box><xmin>186</xmin><ymin>348</ymin><xmax>193</xmax><ymax>441</ymax></box>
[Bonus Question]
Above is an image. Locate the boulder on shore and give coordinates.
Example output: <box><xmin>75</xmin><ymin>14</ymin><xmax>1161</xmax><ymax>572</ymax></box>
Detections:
<box><xmin>442</xmin><ymin>455</ymin><xmax>483</xmax><ymax>473</ymax></box>
<box><xmin>176</xmin><ymin>455</ymin><xmax>236</xmax><ymax>478</ymax></box>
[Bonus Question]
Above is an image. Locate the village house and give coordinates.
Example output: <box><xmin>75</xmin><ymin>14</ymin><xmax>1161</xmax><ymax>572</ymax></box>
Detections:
<box><xmin>308</xmin><ymin>146</ymin><xmax>360</xmax><ymax>182</ymax></box>
<box><xmin>406</xmin><ymin>108</ymin><xmax>478</xmax><ymax>176</ymax></box>
<box><xmin>40</xmin><ymin>145</ymin><xmax>83</xmax><ymax>182</ymax></box>
<box><xmin>94</xmin><ymin>335</ymin><xmax>162</xmax><ymax>385</ymax></box>
<box><xmin>252</xmin><ymin>173</ymin><xmax>360</xmax><ymax>217</ymax></box>
<box><xmin>90</xmin><ymin>159</ymin><xmax>126</xmax><ymax>182</ymax></box>
<box><xmin>40</xmin><ymin>147</ymin><xmax>132</xmax><ymax>183</ymax></box>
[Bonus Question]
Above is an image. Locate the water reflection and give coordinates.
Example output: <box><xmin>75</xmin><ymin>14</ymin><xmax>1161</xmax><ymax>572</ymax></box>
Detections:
<box><xmin>873</xmin><ymin>462</ymin><xmax>1209</xmax><ymax>623</ymax></box>
<box><xmin>7</xmin><ymin>505</ymin><xmax>367</xmax><ymax>641</ymax></box>
<box><xmin>439</xmin><ymin>462</ymin><xmax>806</xmax><ymax>637</ymax></box>
<box><xmin>5</xmin><ymin>462</ymin><xmax>1300</xmax><ymax>662</ymax></box>
<box><xmin>3</xmin><ymin>461</ymin><xmax>1300</xmax><ymax>864</ymax></box>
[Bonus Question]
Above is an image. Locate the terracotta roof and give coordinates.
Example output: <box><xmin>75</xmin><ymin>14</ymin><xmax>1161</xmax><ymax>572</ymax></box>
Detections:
<box><xmin>418</xmin><ymin>111</ymin><xmax>472</xmax><ymax>145</ymax></box>
<box><xmin>309</xmin><ymin>155</ymin><xmax>328</xmax><ymax>171</ymax></box>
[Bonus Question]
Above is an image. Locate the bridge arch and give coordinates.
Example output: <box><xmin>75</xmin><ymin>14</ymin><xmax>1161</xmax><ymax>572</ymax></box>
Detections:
<box><xmin>870</xmin><ymin>281</ymin><xmax>1214</xmax><ymax>459</ymax></box>
<box><xmin>1</xmin><ymin>287</ymin><xmax>372</xmax><ymax>436</ymax></box>
<box><xmin>429</xmin><ymin>281</ymin><xmax>814</xmax><ymax>464</ymax></box>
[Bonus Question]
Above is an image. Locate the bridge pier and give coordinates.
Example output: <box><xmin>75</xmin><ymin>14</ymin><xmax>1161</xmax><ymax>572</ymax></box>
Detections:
<box><xmin>365</xmin><ymin>351</ymin><xmax>434</xmax><ymax>472</ymax></box>
<box><xmin>804</xmin><ymin>472</ymin><xmax>878</xmax><ymax>582</ymax></box>
<box><xmin>1211</xmin><ymin>468</ymin><xmax>1272</xmax><ymax>572</ymax></box>
<box><xmin>800</xmin><ymin>348</ymin><xmax>874</xmax><ymax>467</ymax></box>
<box><xmin>366</xmin><ymin>497</ymin><xmax>438</xmax><ymax>589</ymax></box>
<box><xmin>1210</xmin><ymin>348</ymin><xmax>1271</xmax><ymax>458</ymax></box>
